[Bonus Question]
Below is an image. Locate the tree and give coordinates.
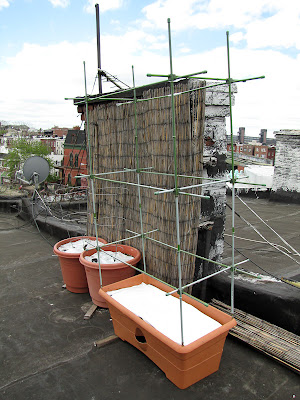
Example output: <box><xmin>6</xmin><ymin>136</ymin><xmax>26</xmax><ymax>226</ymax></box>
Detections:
<box><xmin>4</xmin><ymin>138</ymin><xmax>52</xmax><ymax>179</ymax></box>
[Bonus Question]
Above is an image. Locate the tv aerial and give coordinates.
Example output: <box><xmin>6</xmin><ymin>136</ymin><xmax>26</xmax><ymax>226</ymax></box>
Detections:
<box><xmin>23</xmin><ymin>156</ymin><xmax>50</xmax><ymax>188</ymax></box>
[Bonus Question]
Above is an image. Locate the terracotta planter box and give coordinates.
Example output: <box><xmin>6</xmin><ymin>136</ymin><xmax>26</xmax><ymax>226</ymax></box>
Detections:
<box><xmin>53</xmin><ymin>236</ymin><xmax>107</xmax><ymax>293</ymax></box>
<box><xmin>79</xmin><ymin>244</ymin><xmax>141</xmax><ymax>308</ymax></box>
<box><xmin>100</xmin><ymin>274</ymin><xmax>236</xmax><ymax>389</ymax></box>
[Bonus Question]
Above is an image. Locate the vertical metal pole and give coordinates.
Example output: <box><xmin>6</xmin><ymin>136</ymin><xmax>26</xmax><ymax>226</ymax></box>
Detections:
<box><xmin>167</xmin><ymin>18</ymin><xmax>184</xmax><ymax>346</ymax></box>
<box><xmin>84</xmin><ymin>61</ymin><xmax>103</xmax><ymax>287</ymax></box>
<box><xmin>226</xmin><ymin>31</ymin><xmax>235</xmax><ymax>314</ymax></box>
<box><xmin>132</xmin><ymin>65</ymin><xmax>147</xmax><ymax>272</ymax></box>
<box><xmin>95</xmin><ymin>4</ymin><xmax>102</xmax><ymax>94</ymax></box>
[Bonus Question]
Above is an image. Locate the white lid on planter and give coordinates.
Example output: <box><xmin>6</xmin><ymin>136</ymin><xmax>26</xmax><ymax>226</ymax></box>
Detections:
<box><xmin>107</xmin><ymin>283</ymin><xmax>222</xmax><ymax>346</ymax></box>
<box><xmin>58</xmin><ymin>239</ymin><xmax>104</xmax><ymax>253</ymax></box>
<box><xmin>85</xmin><ymin>251</ymin><xmax>134</xmax><ymax>264</ymax></box>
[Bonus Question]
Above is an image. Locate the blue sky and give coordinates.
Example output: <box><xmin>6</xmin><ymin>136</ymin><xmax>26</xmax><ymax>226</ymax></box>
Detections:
<box><xmin>1</xmin><ymin>0</ymin><xmax>300</xmax><ymax>137</ymax></box>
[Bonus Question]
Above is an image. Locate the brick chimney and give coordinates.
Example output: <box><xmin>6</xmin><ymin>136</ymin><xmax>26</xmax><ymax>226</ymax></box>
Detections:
<box><xmin>238</xmin><ymin>127</ymin><xmax>245</xmax><ymax>144</ymax></box>
<box><xmin>259</xmin><ymin>129</ymin><xmax>267</xmax><ymax>144</ymax></box>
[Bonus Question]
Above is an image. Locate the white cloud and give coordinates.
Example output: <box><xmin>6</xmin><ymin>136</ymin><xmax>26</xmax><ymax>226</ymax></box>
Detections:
<box><xmin>142</xmin><ymin>0</ymin><xmax>300</xmax><ymax>50</ymax></box>
<box><xmin>230</xmin><ymin>32</ymin><xmax>245</xmax><ymax>44</ymax></box>
<box><xmin>48</xmin><ymin>0</ymin><xmax>70</xmax><ymax>8</ymax></box>
<box><xmin>246</xmin><ymin>8</ymin><xmax>300</xmax><ymax>50</ymax></box>
<box><xmin>0</xmin><ymin>0</ymin><xmax>11</xmax><ymax>11</ymax></box>
<box><xmin>84</xmin><ymin>0</ymin><xmax>123</xmax><ymax>14</ymax></box>
<box><xmin>0</xmin><ymin>40</ymin><xmax>97</xmax><ymax>128</ymax></box>
<box><xmin>224</xmin><ymin>47</ymin><xmax>300</xmax><ymax>136</ymax></box>
<box><xmin>1</xmin><ymin>1</ymin><xmax>300</xmax><ymax>135</ymax></box>
<box><xmin>141</xmin><ymin>0</ymin><xmax>274</xmax><ymax>31</ymax></box>
<box><xmin>179</xmin><ymin>47</ymin><xmax>191</xmax><ymax>54</ymax></box>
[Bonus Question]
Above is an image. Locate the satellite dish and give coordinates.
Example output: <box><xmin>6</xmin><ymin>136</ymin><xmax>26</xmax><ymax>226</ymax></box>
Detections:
<box><xmin>23</xmin><ymin>156</ymin><xmax>50</xmax><ymax>186</ymax></box>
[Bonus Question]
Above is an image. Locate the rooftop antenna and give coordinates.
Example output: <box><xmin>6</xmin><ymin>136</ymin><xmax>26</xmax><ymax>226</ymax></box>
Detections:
<box><xmin>95</xmin><ymin>3</ymin><xmax>102</xmax><ymax>94</ymax></box>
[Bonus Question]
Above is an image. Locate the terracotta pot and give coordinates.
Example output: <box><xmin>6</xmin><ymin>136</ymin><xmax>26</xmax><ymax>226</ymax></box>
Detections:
<box><xmin>100</xmin><ymin>274</ymin><xmax>237</xmax><ymax>389</ymax></box>
<box><xmin>53</xmin><ymin>236</ymin><xmax>107</xmax><ymax>293</ymax></box>
<box><xmin>79</xmin><ymin>244</ymin><xmax>141</xmax><ymax>307</ymax></box>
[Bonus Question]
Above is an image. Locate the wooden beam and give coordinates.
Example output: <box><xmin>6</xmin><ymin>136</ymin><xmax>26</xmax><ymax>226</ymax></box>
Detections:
<box><xmin>84</xmin><ymin>303</ymin><xmax>98</xmax><ymax>320</ymax></box>
<box><xmin>93</xmin><ymin>334</ymin><xmax>119</xmax><ymax>348</ymax></box>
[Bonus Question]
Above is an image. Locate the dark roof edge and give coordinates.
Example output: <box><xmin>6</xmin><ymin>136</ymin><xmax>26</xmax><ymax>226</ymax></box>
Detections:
<box><xmin>73</xmin><ymin>78</ymin><xmax>190</xmax><ymax>106</ymax></box>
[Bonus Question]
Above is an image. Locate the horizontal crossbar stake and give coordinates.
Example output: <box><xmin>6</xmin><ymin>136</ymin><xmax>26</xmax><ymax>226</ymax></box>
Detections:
<box><xmin>94</xmin><ymin>175</ymin><xmax>164</xmax><ymax>191</ymax></box>
<box><xmin>234</xmin><ymin>259</ymin><xmax>250</xmax><ymax>267</ymax></box>
<box><xmin>171</xmin><ymin>178</ymin><xmax>229</xmax><ymax>193</ymax></box>
<box><xmin>139</xmin><ymin>232</ymin><xmax>233</xmax><ymax>269</ymax></box>
<box><xmin>147</xmin><ymin>70</ymin><xmax>207</xmax><ymax>80</ymax></box>
<box><xmin>75</xmin><ymin>167</ymin><xmax>154</xmax><ymax>179</ymax></box>
<box><xmin>73</xmin><ymin>74</ymin><xmax>266</xmax><ymax>107</ymax></box>
<box><xmin>141</xmin><ymin>170</ymin><xmax>229</xmax><ymax>181</ymax></box>
<box><xmin>67</xmin><ymin>71</ymin><xmax>264</xmax><ymax>106</ymax></box>
<box><xmin>124</xmin><ymin>167</ymin><xmax>154</xmax><ymax>172</ymax></box>
<box><xmin>74</xmin><ymin>74</ymin><xmax>265</xmax><ymax>107</ymax></box>
<box><xmin>166</xmin><ymin>266</ymin><xmax>232</xmax><ymax>295</ymax></box>
<box><xmin>154</xmin><ymin>178</ymin><xmax>229</xmax><ymax>196</ymax></box>
<box><xmin>234</xmin><ymin>180</ymin><xmax>267</xmax><ymax>187</ymax></box>
<box><xmin>235</xmin><ymin>268</ymin><xmax>262</xmax><ymax>279</ymax></box>
<box><xmin>178</xmin><ymin>191</ymin><xmax>210</xmax><ymax>199</ymax></box>
<box><xmin>75</xmin><ymin>168</ymin><xmax>141</xmax><ymax>179</ymax></box>
<box><xmin>125</xmin><ymin>228</ymin><xmax>159</xmax><ymax>236</ymax></box>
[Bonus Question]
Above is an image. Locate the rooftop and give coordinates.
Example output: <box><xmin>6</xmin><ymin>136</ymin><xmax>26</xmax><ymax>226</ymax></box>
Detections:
<box><xmin>0</xmin><ymin>206</ymin><xmax>299</xmax><ymax>399</ymax></box>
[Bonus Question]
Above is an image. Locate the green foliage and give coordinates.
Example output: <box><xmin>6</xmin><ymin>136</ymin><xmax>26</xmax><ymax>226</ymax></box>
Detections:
<box><xmin>46</xmin><ymin>173</ymin><xmax>59</xmax><ymax>183</ymax></box>
<box><xmin>0</xmin><ymin>129</ymin><xmax>7</xmax><ymax>136</ymax></box>
<box><xmin>4</xmin><ymin>138</ymin><xmax>52</xmax><ymax>179</ymax></box>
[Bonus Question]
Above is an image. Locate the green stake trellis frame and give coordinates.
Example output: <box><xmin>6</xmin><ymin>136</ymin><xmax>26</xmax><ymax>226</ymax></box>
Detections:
<box><xmin>75</xmin><ymin>18</ymin><xmax>265</xmax><ymax>346</ymax></box>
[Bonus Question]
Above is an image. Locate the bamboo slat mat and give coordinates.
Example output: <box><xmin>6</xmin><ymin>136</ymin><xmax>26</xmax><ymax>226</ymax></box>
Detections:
<box><xmin>211</xmin><ymin>299</ymin><xmax>300</xmax><ymax>374</ymax></box>
<box><xmin>86</xmin><ymin>79</ymin><xmax>206</xmax><ymax>288</ymax></box>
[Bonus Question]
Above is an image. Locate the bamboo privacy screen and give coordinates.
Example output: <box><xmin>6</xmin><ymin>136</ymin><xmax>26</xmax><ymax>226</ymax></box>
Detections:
<box><xmin>70</xmin><ymin>21</ymin><xmax>265</xmax><ymax>328</ymax></box>
<box><xmin>86</xmin><ymin>79</ymin><xmax>206</xmax><ymax>287</ymax></box>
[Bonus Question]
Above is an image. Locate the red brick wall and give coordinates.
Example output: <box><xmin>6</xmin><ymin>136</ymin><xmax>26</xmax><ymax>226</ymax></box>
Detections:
<box><xmin>63</xmin><ymin>148</ymin><xmax>87</xmax><ymax>185</ymax></box>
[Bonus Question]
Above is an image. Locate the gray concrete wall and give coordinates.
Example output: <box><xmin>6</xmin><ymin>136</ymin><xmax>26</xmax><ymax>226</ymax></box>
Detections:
<box><xmin>192</xmin><ymin>81</ymin><xmax>236</xmax><ymax>283</ymax></box>
<box><xmin>271</xmin><ymin>130</ymin><xmax>300</xmax><ymax>203</ymax></box>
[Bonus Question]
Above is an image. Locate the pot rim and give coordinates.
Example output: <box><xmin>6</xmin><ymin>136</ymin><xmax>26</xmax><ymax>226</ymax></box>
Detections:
<box><xmin>53</xmin><ymin>236</ymin><xmax>107</xmax><ymax>258</ymax></box>
<box><xmin>79</xmin><ymin>244</ymin><xmax>141</xmax><ymax>270</ymax></box>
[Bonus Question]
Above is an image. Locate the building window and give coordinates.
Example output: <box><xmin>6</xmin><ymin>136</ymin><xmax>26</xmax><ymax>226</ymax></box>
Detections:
<box><xmin>67</xmin><ymin>173</ymin><xmax>71</xmax><ymax>184</ymax></box>
<box><xmin>69</xmin><ymin>153</ymin><xmax>73</xmax><ymax>167</ymax></box>
<box><xmin>75</xmin><ymin>154</ymin><xmax>79</xmax><ymax>168</ymax></box>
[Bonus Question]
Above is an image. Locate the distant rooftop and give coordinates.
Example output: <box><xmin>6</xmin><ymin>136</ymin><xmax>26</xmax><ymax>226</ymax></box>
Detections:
<box><xmin>227</xmin><ymin>135</ymin><xmax>276</xmax><ymax>145</ymax></box>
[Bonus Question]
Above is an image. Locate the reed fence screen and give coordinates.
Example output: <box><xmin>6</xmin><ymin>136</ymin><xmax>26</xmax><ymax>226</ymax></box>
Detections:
<box><xmin>87</xmin><ymin>79</ymin><xmax>206</xmax><ymax>287</ymax></box>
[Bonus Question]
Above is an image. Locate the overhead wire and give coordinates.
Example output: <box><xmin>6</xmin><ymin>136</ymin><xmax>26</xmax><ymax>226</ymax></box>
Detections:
<box><xmin>223</xmin><ymin>238</ymin><xmax>299</xmax><ymax>288</ymax></box>
<box><xmin>226</xmin><ymin>202</ymin><xmax>300</xmax><ymax>266</ymax></box>
<box><xmin>236</xmin><ymin>195</ymin><xmax>300</xmax><ymax>257</ymax></box>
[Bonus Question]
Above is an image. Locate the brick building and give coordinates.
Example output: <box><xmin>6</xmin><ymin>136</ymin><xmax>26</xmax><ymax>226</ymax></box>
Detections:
<box><xmin>227</xmin><ymin>141</ymin><xmax>276</xmax><ymax>164</ymax></box>
<box><xmin>62</xmin><ymin>130</ymin><xmax>87</xmax><ymax>186</ymax></box>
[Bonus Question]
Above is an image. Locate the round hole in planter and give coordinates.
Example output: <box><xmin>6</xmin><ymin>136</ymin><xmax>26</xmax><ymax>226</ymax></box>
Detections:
<box><xmin>53</xmin><ymin>236</ymin><xmax>107</xmax><ymax>293</ymax></box>
<box><xmin>79</xmin><ymin>244</ymin><xmax>141</xmax><ymax>308</ymax></box>
<box><xmin>135</xmin><ymin>328</ymin><xmax>147</xmax><ymax>343</ymax></box>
